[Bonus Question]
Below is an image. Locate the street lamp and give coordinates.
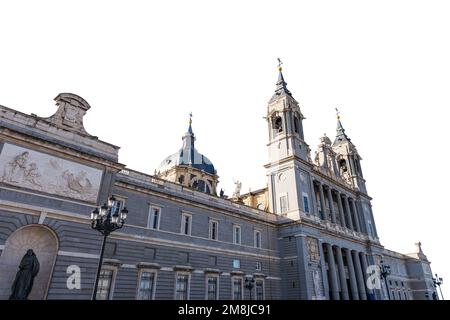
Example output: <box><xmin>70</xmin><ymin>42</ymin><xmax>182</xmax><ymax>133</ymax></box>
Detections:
<box><xmin>90</xmin><ymin>195</ymin><xmax>128</xmax><ymax>300</ymax></box>
<box><xmin>244</xmin><ymin>277</ymin><xmax>255</xmax><ymax>300</ymax></box>
<box><xmin>379</xmin><ymin>260</ymin><xmax>391</xmax><ymax>300</ymax></box>
<box><xmin>432</xmin><ymin>274</ymin><xmax>444</xmax><ymax>300</ymax></box>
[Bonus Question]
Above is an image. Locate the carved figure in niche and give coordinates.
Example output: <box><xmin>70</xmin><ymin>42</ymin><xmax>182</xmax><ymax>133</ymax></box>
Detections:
<box><xmin>62</xmin><ymin>170</ymin><xmax>92</xmax><ymax>194</ymax></box>
<box><xmin>312</xmin><ymin>269</ymin><xmax>322</xmax><ymax>297</ymax></box>
<box><xmin>9</xmin><ymin>249</ymin><xmax>40</xmax><ymax>300</ymax></box>
<box><xmin>1</xmin><ymin>151</ymin><xmax>29</xmax><ymax>183</ymax></box>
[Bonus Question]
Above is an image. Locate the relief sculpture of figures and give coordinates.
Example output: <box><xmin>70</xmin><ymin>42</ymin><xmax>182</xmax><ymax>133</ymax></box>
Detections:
<box><xmin>0</xmin><ymin>144</ymin><xmax>102</xmax><ymax>202</ymax></box>
<box><xmin>24</xmin><ymin>163</ymin><xmax>42</xmax><ymax>187</ymax></box>
<box><xmin>62</xmin><ymin>170</ymin><xmax>93</xmax><ymax>194</ymax></box>
<box><xmin>1</xmin><ymin>151</ymin><xmax>30</xmax><ymax>183</ymax></box>
<box><xmin>9</xmin><ymin>249</ymin><xmax>40</xmax><ymax>300</ymax></box>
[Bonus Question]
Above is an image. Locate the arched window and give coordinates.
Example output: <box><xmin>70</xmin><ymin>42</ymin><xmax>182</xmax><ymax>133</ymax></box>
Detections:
<box><xmin>293</xmin><ymin>116</ymin><xmax>299</xmax><ymax>134</ymax></box>
<box><xmin>273</xmin><ymin>116</ymin><xmax>283</xmax><ymax>133</ymax></box>
<box><xmin>339</xmin><ymin>159</ymin><xmax>347</xmax><ymax>172</ymax></box>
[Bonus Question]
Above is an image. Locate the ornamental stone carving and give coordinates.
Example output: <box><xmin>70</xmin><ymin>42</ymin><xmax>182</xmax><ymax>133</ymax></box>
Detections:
<box><xmin>307</xmin><ymin>237</ymin><xmax>320</xmax><ymax>262</ymax></box>
<box><xmin>0</xmin><ymin>143</ymin><xmax>102</xmax><ymax>203</ymax></box>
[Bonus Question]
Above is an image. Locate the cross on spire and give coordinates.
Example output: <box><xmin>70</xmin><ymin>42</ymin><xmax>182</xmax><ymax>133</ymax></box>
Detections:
<box><xmin>277</xmin><ymin>58</ymin><xmax>283</xmax><ymax>72</ymax></box>
<box><xmin>187</xmin><ymin>112</ymin><xmax>194</xmax><ymax>135</ymax></box>
<box><xmin>335</xmin><ymin>107</ymin><xmax>341</xmax><ymax>120</ymax></box>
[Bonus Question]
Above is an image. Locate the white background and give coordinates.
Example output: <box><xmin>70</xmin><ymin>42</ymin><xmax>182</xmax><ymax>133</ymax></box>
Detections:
<box><xmin>0</xmin><ymin>0</ymin><xmax>448</xmax><ymax>299</ymax></box>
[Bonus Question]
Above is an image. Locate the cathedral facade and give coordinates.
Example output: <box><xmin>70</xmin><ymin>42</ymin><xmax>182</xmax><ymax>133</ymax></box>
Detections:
<box><xmin>0</xmin><ymin>67</ymin><xmax>437</xmax><ymax>300</ymax></box>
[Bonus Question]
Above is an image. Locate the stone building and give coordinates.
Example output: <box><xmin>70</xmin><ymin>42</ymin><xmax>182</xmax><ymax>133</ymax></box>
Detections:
<box><xmin>0</xmin><ymin>66</ymin><xmax>437</xmax><ymax>300</ymax></box>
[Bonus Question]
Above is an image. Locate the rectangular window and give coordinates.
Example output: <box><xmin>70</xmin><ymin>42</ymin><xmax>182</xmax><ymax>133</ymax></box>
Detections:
<box><xmin>302</xmin><ymin>193</ymin><xmax>310</xmax><ymax>213</ymax></box>
<box><xmin>280</xmin><ymin>195</ymin><xmax>288</xmax><ymax>213</ymax></box>
<box><xmin>232</xmin><ymin>259</ymin><xmax>240</xmax><ymax>269</ymax></box>
<box><xmin>137</xmin><ymin>271</ymin><xmax>155</xmax><ymax>300</ymax></box>
<box><xmin>233</xmin><ymin>225</ymin><xmax>241</xmax><ymax>245</ymax></box>
<box><xmin>181</xmin><ymin>213</ymin><xmax>192</xmax><ymax>236</ymax></box>
<box><xmin>111</xmin><ymin>198</ymin><xmax>124</xmax><ymax>216</ymax></box>
<box><xmin>254</xmin><ymin>230</ymin><xmax>261</xmax><ymax>248</ymax></box>
<box><xmin>148</xmin><ymin>206</ymin><xmax>161</xmax><ymax>230</ymax></box>
<box><xmin>206</xmin><ymin>276</ymin><xmax>219</xmax><ymax>300</ymax></box>
<box><xmin>255</xmin><ymin>279</ymin><xmax>264</xmax><ymax>300</ymax></box>
<box><xmin>232</xmin><ymin>277</ymin><xmax>243</xmax><ymax>300</ymax></box>
<box><xmin>175</xmin><ymin>274</ymin><xmax>190</xmax><ymax>300</ymax></box>
<box><xmin>256</xmin><ymin>262</ymin><xmax>262</xmax><ymax>271</ymax></box>
<box><xmin>209</xmin><ymin>219</ymin><xmax>218</xmax><ymax>240</ymax></box>
<box><xmin>96</xmin><ymin>269</ymin><xmax>114</xmax><ymax>300</ymax></box>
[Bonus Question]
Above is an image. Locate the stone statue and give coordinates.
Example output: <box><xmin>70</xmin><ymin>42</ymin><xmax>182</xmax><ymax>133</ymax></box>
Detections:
<box><xmin>232</xmin><ymin>181</ymin><xmax>242</xmax><ymax>199</ymax></box>
<box><xmin>9</xmin><ymin>249</ymin><xmax>40</xmax><ymax>300</ymax></box>
<box><xmin>312</xmin><ymin>270</ymin><xmax>322</xmax><ymax>298</ymax></box>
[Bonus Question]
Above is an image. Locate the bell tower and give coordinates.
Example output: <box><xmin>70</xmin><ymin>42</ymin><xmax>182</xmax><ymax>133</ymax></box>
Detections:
<box><xmin>332</xmin><ymin>110</ymin><xmax>367</xmax><ymax>194</ymax></box>
<box><xmin>265</xmin><ymin>61</ymin><xmax>312</xmax><ymax>219</ymax></box>
<box><xmin>267</xmin><ymin>62</ymin><xmax>309</xmax><ymax>163</ymax></box>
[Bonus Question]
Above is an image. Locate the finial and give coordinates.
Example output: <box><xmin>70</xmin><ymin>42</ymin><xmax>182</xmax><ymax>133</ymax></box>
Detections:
<box><xmin>189</xmin><ymin>112</ymin><xmax>193</xmax><ymax>125</ymax></box>
<box><xmin>335</xmin><ymin>107</ymin><xmax>341</xmax><ymax>120</ymax></box>
<box><xmin>277</xmin><ymin>58</ymin><xmax>283</xmax><ymax>72</ymax></box>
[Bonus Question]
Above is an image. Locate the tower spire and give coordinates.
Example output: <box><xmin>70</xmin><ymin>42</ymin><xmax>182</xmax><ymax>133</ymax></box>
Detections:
<box><xmin>182</xmin><ymin>112</ymin><xmax>195</xmax><ymax>163</ymax></box>
<box><xmin>271</xmin><ymin>58</ymin><xmax>292</xmax><ymax>100</ymax></box>
<box><xmin>335</xmin><ymin>107</ymin><xmax>350</xmax><ymax>142</ymax></box>
<box><xmin>187</xmin><ymin>112</ymin><xmax>193</xmax><ymax>134</ymax></box>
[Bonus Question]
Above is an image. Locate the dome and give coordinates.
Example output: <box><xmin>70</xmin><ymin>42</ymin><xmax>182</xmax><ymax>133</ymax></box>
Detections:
<box><xmin>157</xmin><ymin>148</ymin><xmax>216</xmax><ymax>175</ymax></box>
<box><xmin>156</xmin><ymin>121</ymin><xmax>216</xmax><ymax>176</ymax></box>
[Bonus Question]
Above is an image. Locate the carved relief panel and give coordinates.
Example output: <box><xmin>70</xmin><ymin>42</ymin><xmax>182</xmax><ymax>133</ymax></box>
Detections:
<box><xmin>307</xmin><ymin>237</ymin><xmax>320</xmax><ymax>263</ymax></box>
<box><xmin>0</xmin><ymin>143</ymin><xmax>103</xmax><ymax>203</ymax></box>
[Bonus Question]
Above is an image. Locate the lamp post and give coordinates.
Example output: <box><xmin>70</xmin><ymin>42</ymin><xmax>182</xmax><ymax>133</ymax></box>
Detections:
<box><xmin>432</xmin><ymin>274</ymin><xmax>444</xmax><ymax>300</ymax></box>
<box><xmin>379</xmin><ymin>260</ymin><xmax>391</xmax><ymax>300</ymax></box>
<box><xmin>90</xmin><ymin>195</ymin><xmax>128</xmax><ymax>300</ymax></box>
<box><xmin>244</xmin><ymin>277</ymin><xmax>255</xmax><ymax>300</ymax></box>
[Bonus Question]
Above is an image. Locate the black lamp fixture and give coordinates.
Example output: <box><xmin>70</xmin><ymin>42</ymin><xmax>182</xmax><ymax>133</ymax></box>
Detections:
<box><xmin>90</xmin><ymin>195</ymin><xmax>128</xmax><ymax>300</ymax></box>
<box><xmin>244</xmin><ymin>276</ymin><xmax>255</xmax><ymax>300</ymax></box>
<box><xmin>379</xmin><ymin>260</ymin><xmax>391</xmax><ymax>300</ymax></box>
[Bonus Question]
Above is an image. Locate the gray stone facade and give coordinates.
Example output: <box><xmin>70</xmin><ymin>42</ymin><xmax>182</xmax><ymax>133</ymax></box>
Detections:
<box><xmin>0</xmin><ymin>83</ymin><xmax>437</xmax><ymax>300</ymax></box>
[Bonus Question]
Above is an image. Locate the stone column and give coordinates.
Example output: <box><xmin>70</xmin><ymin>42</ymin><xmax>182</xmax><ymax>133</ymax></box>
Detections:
<box><xmin>324</xmin><ymin>243</ymin><xmax>339</xmax><ymax>300</ymax></box>
<box><xmin>335</xmin><ymin>246</ymin><xmax>349</xmax><ymax>300</ymax></box>
<box><xmin>352</xmin><ymin>251</ymin><xmax>367</xmax><ymax>300</ymax></box>
<box><xmin>336</xmin><ymin>192</ymin><xmax>346</xmax><ymax>228</ymax></box>
<box><xmin>318</xmin><ymin>182</ymin><xmax>326</xmax><ymax>220</ymax></box>
<box><xmin>350</xmin><ymin>199</ymin><xmax>361</xmax><ymax>232</ymax></box>
<box><xmin>359</xmin><ymin>253</ymin><xmax>375</xmax><ymax>299</ymax></box>
<box><xmin>344</xmin><ymin>248</ymin><xmax>359</xmax><ymax>300</ymax></box>
<box><xmin>327</xmin><ymin>187</ymin><xmax>336</xmax><ymax>224</ymax></box>
<box><xmin>343</xmin><ymin>196</ymin><xmax>354</xmax><ymax>230</ymax></box>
